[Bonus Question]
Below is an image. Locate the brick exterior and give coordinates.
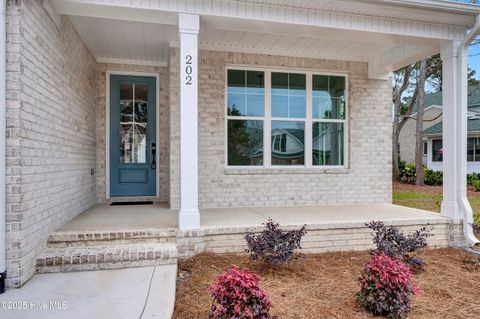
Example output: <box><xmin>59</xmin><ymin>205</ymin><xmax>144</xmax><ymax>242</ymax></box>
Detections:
<box><xmin>95</xmin><ymin>64</ymin><xmax>170</xmax><ymax>203</ymax></box>
<box><xmin>5</xmin><ymin>1</ymin><xmax>97</xmax><ymax>287</ymax></box>
<box><xmin>5</xmin><ymin>3</ymin><xmax>464</xmax><ymax>289</ymax></box>
<box><xmin>169</xmin><ymin>48</ymin><xmax>393</xmax><ymax>208</ymax></box>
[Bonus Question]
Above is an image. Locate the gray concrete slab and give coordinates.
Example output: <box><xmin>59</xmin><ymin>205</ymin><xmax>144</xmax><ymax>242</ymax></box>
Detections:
<box><xmin>60</xmin><ymin>203</ymin><xmax>177</xmax><ymax>231</ymax></box>
<box><xmin>59</xmin><ymin>202</ymin><xmax>445</xmax><ymax>232</ymax></box>
<box><xmin>0</xmin><ymin>265</ymin><xmax>177</xmax><ymax>319</ymax></box>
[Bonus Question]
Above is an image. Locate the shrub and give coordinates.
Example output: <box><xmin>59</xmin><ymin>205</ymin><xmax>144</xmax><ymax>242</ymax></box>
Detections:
<box><xmin>473</xmin><ymin>180</ymin><xmax>480</xmax><ymax>192</ymax></box>
<box><xmin>357</xmin><ymin>253</ymin><xmax>420</xmax><ymax>319</ymax></box>
<box><xmin>399</xmin><ymin>163</ymin><xmax>443</xmax><ymax>185</ymax></box>
<box><xmin>399</xmin><ymin>163</ymin><xmax>416</xmax><ymax>184</ymax></box>
<box><xmin>245</xmin><ymin>219</ymin><xmax>306</xmax><ymax>268</ymax></box>
<box><xmin>424</xmin><ymin>169</ymin><xmax>442</xmax><ymax>186</ymax></box>
<box><xmin>209</xmin><ymin>265</ymin><xmax>276</xmax><ymax>319</ymax></box>
<box><xmin>467</xmin><ymin>173</ymin><xmax>480</xmax><ymax>186</ymax></box>
<box><xmin>366</xmin><ymin>221</ymin><xmax>432</xmax><ymax>272</ymax></box>
<box><xmin>473</xmin><ymin>213</ymin><xmax>480</xmax><ymax>234</ymax></box>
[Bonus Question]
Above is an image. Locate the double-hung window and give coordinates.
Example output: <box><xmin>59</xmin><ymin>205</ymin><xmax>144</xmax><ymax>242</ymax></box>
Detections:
<box><xmin>226</xmin><ymin>67</ymin><xmax>347</xmax><ymax>168</ymax></box>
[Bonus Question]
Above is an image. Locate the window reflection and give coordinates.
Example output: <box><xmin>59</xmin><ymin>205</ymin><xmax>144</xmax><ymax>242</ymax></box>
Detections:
<box><xmin>271</xmin><ymin>121</ymin><xmax>305</xmax><ymax>165</ymax></box>
<box><xmin>120</xmin><ymin>82</ymin><xmax>148</xmax><ymax>164</ymax></box>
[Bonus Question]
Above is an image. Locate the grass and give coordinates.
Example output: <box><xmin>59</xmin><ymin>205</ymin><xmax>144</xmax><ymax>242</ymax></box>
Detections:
<box><xmin>392</xmin><ymin>183</ymin><xmax>480</xmax><ymax>222</ymax></box>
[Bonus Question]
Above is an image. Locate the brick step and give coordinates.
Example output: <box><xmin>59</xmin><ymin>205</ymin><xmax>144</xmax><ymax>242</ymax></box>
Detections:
<box><xmin>47</xmin><ymin>229</ymin><xmax>177</xmax><ymax>248</ymax></box>
<box><xmin>36</xmin><ymin>243</ymin><xmax>178</xmax><ymax>273</ymax></box>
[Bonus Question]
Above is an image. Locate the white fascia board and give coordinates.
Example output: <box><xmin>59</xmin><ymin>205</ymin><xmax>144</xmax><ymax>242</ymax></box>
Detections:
<box><xmin>372</xmin><ymin>0</ymin><xmax>480</xmax><ymax>15</ymax></box>
<box><xmin>50</xmin><ymin>0</ymin><xmax>467</xmax><ymax>40</ymax></box>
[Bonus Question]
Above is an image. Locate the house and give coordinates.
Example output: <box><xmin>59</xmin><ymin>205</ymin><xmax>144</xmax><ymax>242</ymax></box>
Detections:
<box><xmin>424</xmin><ymin>113</ymin><xmax>480</xmax><ymax>173</ymax></box>
<box><xmin>398</xmin><ymin>88</ymin><xmax>480</xmax><ymax>173</ymax></box>
<box><xmin>398</xmin><ymin>88</ymin><xmax>480</xmax><ymax>168</ymax></box>
<box><xmin>1</xmin><ymin>0</ymin><xmax>479</xmax><ymax>291</ymax></box>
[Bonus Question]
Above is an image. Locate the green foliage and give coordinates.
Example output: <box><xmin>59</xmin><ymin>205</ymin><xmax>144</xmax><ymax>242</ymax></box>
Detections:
<box><xmin>474</xmin><ymin>213</ymin><xmax>480</xmax><ymax>226</ymax></box>
<box><xmin>467</xmin><ymin>173</ymin><xmax>480</xmax><ymax>186</ymax></box>
<box><xmin>473</xmin><ymin>180</ymin><xmax>480</xmax><ymax>192</ymax></box>
<box><xmin>399</xmin><ymin>163</ymin><xmax>443</xmax><ymax>186</ymax></box>
<box><xmin>424</xmin><ymin>169</ymin><xmax>443</xmax><ymax>186</ymax></box>
<box><xmin>399</xmin><ymin>163</ymin><xmax>417</xmax><ymax>185</ymax></box>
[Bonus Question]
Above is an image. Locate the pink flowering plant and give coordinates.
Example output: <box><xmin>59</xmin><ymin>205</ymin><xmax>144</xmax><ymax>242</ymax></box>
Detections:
<box><xmin>209</xmin><ymin>265</ymin><xmax>277</xmax><ymax>319</ymax></box>
<box><xmin>357</xmin><ymin>253</ymin><xmax>421</xmax><ymax>319</ymax></box>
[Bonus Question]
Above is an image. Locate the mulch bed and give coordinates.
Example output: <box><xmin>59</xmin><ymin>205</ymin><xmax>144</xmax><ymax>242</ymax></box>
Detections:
<box><xmin>173</xmin><ymin>248</ymin><xmax>480</xmax><ymax>319</ymax></box>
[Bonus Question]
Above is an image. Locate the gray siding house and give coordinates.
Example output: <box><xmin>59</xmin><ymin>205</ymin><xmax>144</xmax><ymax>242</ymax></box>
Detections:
<box><xmin>1</xmin><ymin>0</ymin><xmax>480</xmax><ymax>291</ymax></box>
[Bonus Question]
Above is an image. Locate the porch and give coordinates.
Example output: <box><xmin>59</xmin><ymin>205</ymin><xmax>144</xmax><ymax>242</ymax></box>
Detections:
<box><xmin>5</xmin><ymin>0</ymin><xmax>480</xmax><ymax>289</ymax></box>
<box><xmin>32</xmin><ymin>203</ymin><xmax>455</xmax><ymax>269</ymax></box>
<box><xmin>59</xmin><ymin>202</ymin><xmax>449</xmax><ymax>232</ymax></box>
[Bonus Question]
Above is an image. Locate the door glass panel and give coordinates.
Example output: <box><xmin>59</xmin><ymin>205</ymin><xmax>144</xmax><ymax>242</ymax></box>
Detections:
<box><xmin>120</xmin><ymin>83</ymin><xmax>148</xmax><ymax>164</ymax></box>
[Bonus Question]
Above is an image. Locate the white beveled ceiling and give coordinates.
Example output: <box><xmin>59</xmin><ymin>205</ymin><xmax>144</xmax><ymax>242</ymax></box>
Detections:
<box><xmin>69</xmin><ymin>15</ymin><xmax>418</xmax><ymax>67</ymax></box>
<box><xmin>69</xmin><ymin>16</ymin><xmax>177</xmax><ymax>66</ymax></box>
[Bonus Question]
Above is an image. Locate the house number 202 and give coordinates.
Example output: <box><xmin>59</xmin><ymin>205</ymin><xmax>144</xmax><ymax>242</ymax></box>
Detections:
<box><xmin>185</xmin><ymin>55</ymin><xmax>193</xmax><ymax>85</ymax></box>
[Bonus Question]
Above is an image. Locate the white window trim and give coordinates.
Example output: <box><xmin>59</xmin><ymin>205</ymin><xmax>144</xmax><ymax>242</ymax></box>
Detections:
<box><xmin>224</xmin><ymin>65</ymin><xmax>349</xmax><ymax>169</ymax></box>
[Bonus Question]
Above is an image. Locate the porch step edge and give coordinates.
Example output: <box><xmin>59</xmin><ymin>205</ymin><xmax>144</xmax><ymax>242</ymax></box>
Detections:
<box><xmin>36</xmin><ymin>243</ymin><xmax>178</xmax><ymax>274</ymax></box>
<box><xmin>48</xmin><ymin>229</ymin><xmax>177</xmax><ymax>247</ymax></box>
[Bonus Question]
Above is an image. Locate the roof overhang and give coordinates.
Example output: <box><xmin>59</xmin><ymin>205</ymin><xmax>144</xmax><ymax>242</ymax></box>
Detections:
<box><xmin>47</xmin><ymin>0</ymin><xmax>479</xmax><ymax>78</ymax></box>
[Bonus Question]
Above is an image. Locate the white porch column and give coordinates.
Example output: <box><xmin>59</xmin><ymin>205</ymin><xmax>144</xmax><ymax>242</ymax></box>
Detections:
<box><xmin>178</xmin><ymin>13</ymin><xmax>200</xmax><ymax>229</ymax></box>
<box><xmin>440</xmin><ymin>40</ymin><xmax>463</xmax><ymax>220</ymax></box>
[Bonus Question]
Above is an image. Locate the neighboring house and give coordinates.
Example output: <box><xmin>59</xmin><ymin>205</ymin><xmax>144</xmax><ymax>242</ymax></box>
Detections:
<box><xmin>398</xmin><ymin>91</ymin><xmax>444</xmax><ymax>164</ymax></box>
<box><xmin>398</xmin><ymin>87</ymin><xmax>480</xmax><ymax>173</ymax></box>
<box><xmin>423</xmin><ymin>114</ymin><xmax>480</xmax><ymax>173</ymax></box>
<box><xmin>1</xmin><ymin>0</ymin><xmax>479</xmax><ymax>290</ymax></box>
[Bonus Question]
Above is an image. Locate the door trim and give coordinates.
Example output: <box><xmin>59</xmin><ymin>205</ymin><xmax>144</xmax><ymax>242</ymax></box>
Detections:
<box><xmin>105</xmin><ymin>70</ymin><xmax>160</xmax><ymax>199</ymax></box>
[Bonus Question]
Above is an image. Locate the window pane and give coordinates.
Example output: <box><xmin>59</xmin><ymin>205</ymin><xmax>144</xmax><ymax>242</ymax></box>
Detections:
<box><xmin>271</xmin><ymin>121</ymin><xmax>305</xmax><ymax>165</ymax></box>
<box><xmin>227</xmin><ymin>70</ymin><xmax>264</xmax><ymax>117</ymax></box>
<box><xmin>432</xmin><ymin>140</ymin><xmax>443</xmax><ymax>162</ymax></box>
<box><xmin>312</xmin><ymin>122</ymin><xmax>344</xmax><ymax>166</ymax></box>
<box><xmin>228</xmin><ymin>120</ymin><xmax>263</xmax><ymax>166</ymax></box>
<box><xmin>272</xmin><ymin>72</ymin><xmax>306</xmax><ymax>118</ymax></box>
<box><xmin>312</xmin><ymin>75</ymin><xmax>345</xmax><ymax>120</ymax></box>
<box><xmin>135</xmin><ymin>83</ymin><xmax>148</xmax><ymax>123</ymax></box>
<box><xmin>423</xmin><ymin>142</ymin><xmax>428</xmax><ymax>155</ymax></box>
<box><xmin>468</xmin><ymin>138</ymin><xmax>474</xmax><ymax>162</ymax></box>
<box><xmin>474</xmin><ymin>138</ymin><xmax>480</xmax><ymax>162</ymax></box>
<box><xmin>120</xmin><ymin>123</ymin><xmax>147</xmax><ymax>164</ymax></box>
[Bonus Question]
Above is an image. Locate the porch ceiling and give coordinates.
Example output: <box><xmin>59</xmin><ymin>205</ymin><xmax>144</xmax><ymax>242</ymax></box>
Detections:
<box><xmin>51</xmin><ymin>0</ymin><xmax>479</xmax><ymax>77</ymax></box>
<box><xmin>68</xmin><ymin>14</ymin><xmax>434</xmax><ymax>73</ymax></box>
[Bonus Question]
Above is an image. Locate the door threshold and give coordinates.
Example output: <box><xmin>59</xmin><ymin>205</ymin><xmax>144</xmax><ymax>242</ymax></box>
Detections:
<box><xmin>110</xmin><ymin>201</ymin><xmax>154</xmax><ymax>206</ymax></box>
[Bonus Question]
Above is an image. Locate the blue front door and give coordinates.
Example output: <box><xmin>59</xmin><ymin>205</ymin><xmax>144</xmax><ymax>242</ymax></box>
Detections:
<box><xmin>110</xmin><ymin>75</ymin><xmax>156</xmax><ymax>196</ymax></box>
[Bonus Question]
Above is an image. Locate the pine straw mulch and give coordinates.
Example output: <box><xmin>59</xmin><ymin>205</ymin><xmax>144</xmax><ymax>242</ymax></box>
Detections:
<box><xmin>173</xmin><ymin>248</ymin><xmax>480</xmax><ymax>319</ymax></box>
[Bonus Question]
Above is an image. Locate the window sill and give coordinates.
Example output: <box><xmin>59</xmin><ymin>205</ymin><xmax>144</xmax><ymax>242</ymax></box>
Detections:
<box><xmin>224</xmin><ymin>167</ymin><xmax>350</xmax><ymax>175</ymax></box>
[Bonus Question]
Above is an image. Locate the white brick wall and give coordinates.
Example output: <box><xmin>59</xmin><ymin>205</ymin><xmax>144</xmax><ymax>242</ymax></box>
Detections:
<box><xmin>5</xmin><ymin>1</ymin><xmax>97</xmax><ymax>287</ymax></box>
<box><xmin>169</xmin><ymin>48</ymin><xmax>393</xmax><ymax>208</ymax></box>
<box><xmin>95</xmin><ymin>64</ymin><xmax>170</xmax><ymax>202</ymax></box>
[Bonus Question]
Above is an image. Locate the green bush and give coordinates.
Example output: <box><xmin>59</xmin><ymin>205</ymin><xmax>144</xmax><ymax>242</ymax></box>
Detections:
<box><xmin>467</xmin><ymin>173</ymin><xmax>480</xmax><ymax>186</ymax></box>
<box><xmin>473</xmin><ymin>180</ymin><xmax>480</xmax><ymax>192</ymax></box>
<box><xmin>400</xmin><ymin>163</ymin><xmax>416</xmax><ymax>185</ymax></box>
<box><xmin>399</xmin><ymin>163</ymin><xmax>443</xmax><ymax>185</ymax></box>
<box><xmin>424</xmin><ymin>169</ymin><xmax>443</xmax><ymax>186</ymax></box>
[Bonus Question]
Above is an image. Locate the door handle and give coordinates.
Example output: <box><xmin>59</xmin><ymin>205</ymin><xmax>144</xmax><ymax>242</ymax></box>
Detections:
<box><xmin>151</xmin><ymin>143</ymin><xmax>156</xmax><ymax>169</ymax></box>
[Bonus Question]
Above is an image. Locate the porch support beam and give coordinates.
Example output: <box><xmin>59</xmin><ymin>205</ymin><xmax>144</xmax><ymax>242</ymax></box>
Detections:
<box><xmin>440</xmin><ymin>40</ymin><xmax>463</xmax><ymax>220</ymax></box>
<box><xmin>178</xmin><ymin>13</ymin><xmax>200</xmax><ymax>230</ymax></box>
<box><xmin>368</xmin><ymin>44</ymin><xmax>438</xmax><ymax>79</ymax></box>
<box><xmin>440</xmin><ymin>37</ymin><xmax>479</xmax><ymax>247</ymax></box>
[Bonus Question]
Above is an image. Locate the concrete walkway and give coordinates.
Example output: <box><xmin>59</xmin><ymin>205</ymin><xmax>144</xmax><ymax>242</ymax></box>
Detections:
<box><xmin>0</xmin><ymin>264</ymin><xmax>177</xmax><ymax>319</ymax></box>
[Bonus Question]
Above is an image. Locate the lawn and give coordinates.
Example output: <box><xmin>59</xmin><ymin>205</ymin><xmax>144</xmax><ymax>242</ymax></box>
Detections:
<box><xmin>173</xmin><ymin>249</ymin><xmax>480</xmax><ymax>319</ymax></box>
<box><xmin>392</xmin><ymin>182</ymin><xmax>480</xmax><ymax>224</ymax></box>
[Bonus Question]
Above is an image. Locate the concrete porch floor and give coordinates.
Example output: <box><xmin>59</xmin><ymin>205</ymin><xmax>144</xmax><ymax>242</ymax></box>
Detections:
<box><xmin>59</xmin><ymin>203</ymin><xmax>448</xmax><ymax>232</ymax></box>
